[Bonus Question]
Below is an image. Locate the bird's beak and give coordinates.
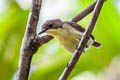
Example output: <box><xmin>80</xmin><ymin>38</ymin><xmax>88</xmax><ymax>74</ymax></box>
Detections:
<box><xmin>38</xmin><ymin>29</ymin><xmax>48</xmax><ymax>35</ymax></box>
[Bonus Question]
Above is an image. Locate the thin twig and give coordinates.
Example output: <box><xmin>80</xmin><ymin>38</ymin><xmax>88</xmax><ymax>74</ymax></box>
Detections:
<box><xmin>36</xmin><ymin>35</ymin><xmax>53</xmax><ymax>47</ymax></box>
<box><xmin>59</xmin><ymin>0</ymin><xmax>106</xmax><ymax>80</ymax></box>
<box><xmin>71</xmin><ymin>1</ymin><xmax>97</xmax><ymax>23</ymax></box>
<box><xmin>16</xmin><ymin>0</ymin><xmax>43</xmax><ymax>80</ymax></box>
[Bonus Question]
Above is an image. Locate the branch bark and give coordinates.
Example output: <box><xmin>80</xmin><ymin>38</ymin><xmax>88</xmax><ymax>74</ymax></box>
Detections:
<box><xmin>16</xmin><ymin>0</ymin><xmax>46</xmax><ymax>80</ymax></box>
<box><xmin>71</xmin><ymin>1</ymin><xmax>97</xmax><ymax>22</ymax></box>
<box><xmin>59</xmin><ymin>0</ymin><xmax>106</xmax><ymax>80</ymax></box>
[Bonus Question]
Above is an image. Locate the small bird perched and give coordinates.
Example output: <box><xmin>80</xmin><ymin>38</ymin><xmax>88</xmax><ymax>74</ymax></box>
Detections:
<box><xmin>39</xmin><ymin>19</ymin><xmax>101</xmax><ymax>53</ymax></box>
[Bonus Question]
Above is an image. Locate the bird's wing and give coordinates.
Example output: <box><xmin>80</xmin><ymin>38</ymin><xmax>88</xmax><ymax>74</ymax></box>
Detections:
<box><xmin>64</xmin><ymin>21</ymin><xmax>85</xmax><ymax>32</ymax></box>
<box><xmin>64</xmin><ymin>21</ymin><xmax>95</xmax><ymax>40</ymax></box>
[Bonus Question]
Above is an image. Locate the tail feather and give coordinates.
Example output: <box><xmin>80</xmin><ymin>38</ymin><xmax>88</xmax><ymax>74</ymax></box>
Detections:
<box><xmin>92</xmin><ymin>41</ymin><xmax>101</xmax><ymax>48</ymax></box>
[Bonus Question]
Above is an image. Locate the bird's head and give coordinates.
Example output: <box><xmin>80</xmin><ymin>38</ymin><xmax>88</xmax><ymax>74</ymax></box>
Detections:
<box><xmin>39</xmin><ymin>19</ymin><xmax>63</xmax><ymax>35</ymax></box>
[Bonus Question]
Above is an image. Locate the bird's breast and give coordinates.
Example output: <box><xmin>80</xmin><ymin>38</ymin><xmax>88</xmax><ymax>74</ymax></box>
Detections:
<box><xmin>54</xmin><ymin>25</ymin><xmax>82</xmax><ymax>53</ymax></box>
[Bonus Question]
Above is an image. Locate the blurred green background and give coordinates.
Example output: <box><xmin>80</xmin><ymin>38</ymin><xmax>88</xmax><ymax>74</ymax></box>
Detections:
<box><xmin>0</xmin><ymin>0</ymin><xmax>120</xmax><ymax>80</ymax></box>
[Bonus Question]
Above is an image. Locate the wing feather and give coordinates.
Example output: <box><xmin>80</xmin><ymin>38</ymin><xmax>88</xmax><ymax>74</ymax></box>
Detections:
<box><xmin>63</xmin><ymin>21</ymin><xmax>95</xmax><ymax>40</ymax></box>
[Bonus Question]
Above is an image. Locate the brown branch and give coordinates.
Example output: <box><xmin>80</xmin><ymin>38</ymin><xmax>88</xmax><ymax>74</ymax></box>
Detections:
<box><xmin>59</xmin><ymin>0</ymin><xmax>106</xmax><ymax>80</ymax></box>
<box><xmin>36</xmin><ymin>35</ymin><xmax>53</xmax><ymax>47</ymax></box>
<box><xmin>71</xmin><ymin>1</ymin><xmax>97</xmax><ymax>23</ymax></box>
<box><xmin>16</xmin><ymin>0</ymin><xmax>43</xmax><ymax>80</ymax></box>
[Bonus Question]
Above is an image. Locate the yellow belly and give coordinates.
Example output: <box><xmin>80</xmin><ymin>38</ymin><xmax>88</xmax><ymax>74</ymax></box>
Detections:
<box><xmin>56</xmin><ymin>35</ymin><xmax>80</xmax><ymax>53</ymax></box>
<box><xmin>56</xmin><ymin>35</ymin><xmax>93</xmax><ymax>53</ymax></box>
<box><xmin>45</xmin><ymin>26</ymin><xmax>82</xmax><ymax>53</ymax></box>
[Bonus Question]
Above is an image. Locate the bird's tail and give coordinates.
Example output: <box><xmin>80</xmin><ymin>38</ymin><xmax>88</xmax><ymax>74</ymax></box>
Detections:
<box><xmin>92</xmin><ymin>41</ymin><xmax>101</xmax><ymax>48</ymax></box>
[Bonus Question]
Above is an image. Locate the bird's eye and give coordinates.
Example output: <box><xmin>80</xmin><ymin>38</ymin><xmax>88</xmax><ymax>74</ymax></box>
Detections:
<box><xmin>48</xmin><ymin>24</ymin><xmax>53</xmax><ymax>28</ymax></box>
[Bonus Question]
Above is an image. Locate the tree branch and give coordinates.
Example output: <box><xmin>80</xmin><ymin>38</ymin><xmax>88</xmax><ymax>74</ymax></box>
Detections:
<box><xmin>36</xmin><ymin>35</ymin><xmax>53</xmax><ymax>47</ymax></box>
<box><xmin>16</xmin><ymin>0</ymin><xmax>43</xmax><ymax>80</ymax></box>
<box><xmin>59</xmin><ymin>0</ymin><xmax>106</xmax><ymax>80</ymax></box>
<box><xmin>71</xmin><ymin>1</ymin><xmax>97</xmax><ymax>23</ymax></box>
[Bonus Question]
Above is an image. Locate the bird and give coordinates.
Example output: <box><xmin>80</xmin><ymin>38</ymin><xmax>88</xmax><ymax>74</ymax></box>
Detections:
<box><xmin>39</xmin><ymin>19</ymin><xmax>101</xmax><ymax>53</ymax></box>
